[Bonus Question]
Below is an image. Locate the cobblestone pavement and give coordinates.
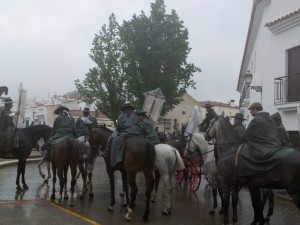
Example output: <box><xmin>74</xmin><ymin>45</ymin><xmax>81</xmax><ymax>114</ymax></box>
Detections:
<box><xmin>0</xmin><ymin>155</ymin><xmax>299</xmax><ymax>225</ymax></box>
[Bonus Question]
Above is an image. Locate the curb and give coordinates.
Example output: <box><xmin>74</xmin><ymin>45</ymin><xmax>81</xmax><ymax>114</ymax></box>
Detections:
<box><xmin>0</xmin><ymin>156</ymin><xmax>42</xmax><ymax>168</ymax></box>
<box><xmin>274</xmin><ymin>190</ymin><xmax>293</xmax><ymax>202</ymax></box>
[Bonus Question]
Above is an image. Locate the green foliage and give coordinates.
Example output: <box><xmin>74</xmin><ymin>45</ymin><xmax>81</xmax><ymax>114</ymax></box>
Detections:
<box><xmin>120</xmin><ymin>0</ymin><xmax>200</xmax><ymax>114</ymax></box>
<box><xmin>75</xmin><ymin>0</ymin><xmax>201</xmax><ymax>122</ymax></box>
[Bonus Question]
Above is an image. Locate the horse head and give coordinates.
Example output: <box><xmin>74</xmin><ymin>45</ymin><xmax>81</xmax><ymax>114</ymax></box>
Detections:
<box><xmin>205</xmin><ymin>114</ymin><xmax>240</xmax><ymax>146</ymax></box>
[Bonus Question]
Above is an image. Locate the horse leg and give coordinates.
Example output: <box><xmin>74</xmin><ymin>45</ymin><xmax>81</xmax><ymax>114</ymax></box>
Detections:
<box><xmin>231</xmin><ymin>185</ymin><xmax>239</xmax><ymax>223</ymax></box>
<box><xmin>63</xmin><ymin>166</ymin><xmax>69</xmax><ymax>200</ymax></box>
<box><xmin>17</xmin><ymin>158</ymin><xmax>28</xmax><ymax>190</ymax></box>
<box><xmin>56</xmin><ymin>166</ymin><xmax>66</xmax><ymax>205</ymax></box>
<box><xmin>87</xmin><ymin>157</ymin><xmax>96</xmax><ymax>198</ymax></box>
<box><xmin>124</xmin><ymin>172</ymin><xmax>138</xmax><ymax>221</ymax></box>
<box><xmin>266</xmin><ymin>189</ymin><xmax>274</xmax><ymax>222</ymax></box>
<box><xmin>106</xmin><ymin>166</ymin><xmax>116</xmax><ymax>211</ymax></box>
<box><xmin>217</xmin><ymin>185</ymin><xmax>225</xmax><ymax>214</ymax></box>
<box><xmin>221</xmin><ymin>185</ymin><xmax>230</xmax><ymax>225</ymax></box>
<box><xmin>209</xmin><ymin>186</ymin><xmax>218</xmax><ymax>214</ymax></box>
<box><xmin>249</xmin><ymin>187</ymin><xmax>265</xmax><ymax>225</ymax></box>
<box><xmin>142</xmin><ymin>170</ymin><xmax>154</xmax><ymax>222</ymax></box>
<box><xmin>161</xmin><ymin>174</ymin><xmax>173</xmax><ymax>215</ymax></box>
<box><xmin>51</xmin><ymin>162</ymin><xmax>56</xmax><ymax>200</ymax></box>
<box><xmin>121</xmin><ymin>168</ymin><xmax>129</xmax><ymax>207</ymax></box>
<box><xmin>69</xmin><ymin>164</ymin><xmax>77</xmax><ymax>207</ymax></box>
<box><xmin>151</xmin><ymin>169</ymin><xmax>160</xmax><ymax>202</ymax></box>
<box><xmin>77</xmin><ymin>161</ymin><xmax>87</xmax><ymax>198</ymax></box>
<box><xmin>37</xmin><ymin>158</ymin><xmax>45</xmax><ymax>179</ymax></box>
<box><xmin>46</xmin><ymin>160</ymin><xmax>51</xmax><ymax>182</ymax></box>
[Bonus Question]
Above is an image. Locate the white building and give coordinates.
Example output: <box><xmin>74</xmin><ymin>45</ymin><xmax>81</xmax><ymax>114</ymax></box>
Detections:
<box><xmin>237</xmin><ymin>0</ymin><xmax>300</xmax><ymax>146</ymax></box>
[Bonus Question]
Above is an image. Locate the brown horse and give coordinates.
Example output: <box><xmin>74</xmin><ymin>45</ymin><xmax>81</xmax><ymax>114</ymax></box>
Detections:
<box><xmin>205</xmin><ymin>115</ymin><xmax>300</xmax><ymax>225</ymax></box>
<box><xmin>45</xmin><ymin>139</ymin><xmax>80</xmax><ymax>206</ymax></box>
<box><xmin>89</xmin><ymin>126</ymin><xmax>155</xmax><ymax>222</ymax></box>
<box><xmin>0</xmin><ymin>124</ymin><xmax>52</xmax><ymax>190</ymax></box>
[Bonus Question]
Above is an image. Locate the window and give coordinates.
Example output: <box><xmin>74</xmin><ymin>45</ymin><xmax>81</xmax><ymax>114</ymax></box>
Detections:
<box><xmin>287</xmin><ymin>46</ymin><xmax>300</xmax><ymax>102</ymax></box>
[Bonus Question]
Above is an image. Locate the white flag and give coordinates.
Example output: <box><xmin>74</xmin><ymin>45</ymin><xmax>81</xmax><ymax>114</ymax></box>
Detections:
<box><xmin>143</xmin><ymin>88</ymin><xmax>165</xmax><ymax>124</ymax></box>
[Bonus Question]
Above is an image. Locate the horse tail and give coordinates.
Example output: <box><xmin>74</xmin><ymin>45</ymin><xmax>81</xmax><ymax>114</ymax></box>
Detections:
<box><xmin>146</xmin><ymin>141</ymin><xmax>156</xmax><ymax>169</ymax></box>
<box><xmin>67</xmin><ymin>139</ymin><xmax>73</xmax><ymax>163</ymax></box>
<box><xmin>174</xmin><ymin>148</ymin><xmax>185</xmax><ymax>170</ymax></box>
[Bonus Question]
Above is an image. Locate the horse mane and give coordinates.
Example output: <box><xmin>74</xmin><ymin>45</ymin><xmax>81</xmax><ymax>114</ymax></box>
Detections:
<box><xmin>218</xmin><ymin>116</ymin><xmax>241</xmax><ymax>144</ymax></box>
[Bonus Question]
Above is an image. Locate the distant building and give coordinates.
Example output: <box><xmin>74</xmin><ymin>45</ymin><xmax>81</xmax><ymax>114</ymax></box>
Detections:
<box><xmin>156</xmin><ymin>92</ymin><xmax>239</xmax><ymax>135</ymax></box>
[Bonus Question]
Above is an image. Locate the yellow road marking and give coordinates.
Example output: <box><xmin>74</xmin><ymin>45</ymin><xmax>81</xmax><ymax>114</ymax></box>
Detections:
<box><xmin>50</xmin><ymin>203</ymin><xmax>101</xmax><ymax>225</ymax></box>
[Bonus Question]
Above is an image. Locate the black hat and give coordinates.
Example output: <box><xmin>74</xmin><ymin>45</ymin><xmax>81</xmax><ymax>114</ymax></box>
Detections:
<box><xmin>120</xmin><ymin>102</ymin><xmax>135</xmax><ymax>111</ymax></box>
<box><xmin>4</xmin><ymin>97</ymin><xmax>14</xmax><ymax>104</ymax></box>
<box><xmin>54</xmin><ymin>105</ymin><xmax>69</xmax><ymax>115</ymax></box>
<box><xmin>83</xmin><ymin>107</ymin><xmax>90</xmax><ymax>113</ymax></box>
<box><xmin>231</xmin><ymin>113</ymin><xmax>246</xmax><ymax>120</ymax></box>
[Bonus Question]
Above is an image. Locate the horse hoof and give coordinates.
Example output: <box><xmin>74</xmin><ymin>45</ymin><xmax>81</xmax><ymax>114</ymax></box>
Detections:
<box><xmin>209</xmin><ymin>209</ymin><xmax>215</xmax><ymax>214</ymax></box>
<box><xmin>16</xmin><ymin>186</ymin><xmax>22</xmax><ymax>191</ymax></box>
<box><xmin>107</xmin><ymin>206</ymin><xmax>113</xmax><ymax>212</ymax></box>
<box><xmin>89</xmin><ymin>193</ymin><xmax>94</xmax><ymax>198</ymax></box>
<box><xmin>119</xmin><ymin>192</ymin><xmax>124</xmax><ymax>197</ymax></box>
<box><xmin>264</xmin><ymin>217</ymin><xmax>270</xmax><ymax>222</ymax></box>
<box><xmin>69</xmin><ymin>202</ymin><xmax>75</xmax><ymax>207</ymax></box>
<box><xmin>42</xmin><ymin>174</ymin><xmax>45</xmax><ymax>179</ymax></box>
<box><xmin>23</xmin><ymin>185</ymin><xmax>29</xmax><ymax>190</ymax></box>
<box><xmin>162</xmin><ymin>209</ymin><xmax>172</xmax><ymax>216</ymax></box>
<box><xmin>64</xmin><ymin>195</ymin><xmax>69</xmax><ymax>200</ymax></box>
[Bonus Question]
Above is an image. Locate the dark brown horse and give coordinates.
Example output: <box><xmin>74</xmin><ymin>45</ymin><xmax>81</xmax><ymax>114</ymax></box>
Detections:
<box><xmin>44</xmin><ymin>139</ymin><xmax>80</xmax><ymax>206</ymax></box>
<box><xmin>0</xmin><ymin>124</ymin><xmax>52</xmax><ymax>190</ymax></box>
<box><xmin>89</xmin><ymin>126</ymin><xmax>155</xmax><ymax>222</ymax></box>
<box><xmin>205</xmin><ymin>115</ymin><xmax>300</xmax><ymax>225</ymax></box>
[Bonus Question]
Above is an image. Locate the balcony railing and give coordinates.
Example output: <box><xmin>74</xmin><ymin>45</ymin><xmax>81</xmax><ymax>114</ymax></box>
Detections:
<box><xmin>274</xmin><ymin>73</ymin><xmax>300</xmax><ymax>104</ymax></box>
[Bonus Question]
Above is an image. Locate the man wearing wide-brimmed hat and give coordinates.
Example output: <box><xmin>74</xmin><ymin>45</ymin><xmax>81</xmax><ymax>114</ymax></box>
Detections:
<box><xmin>199</xmin><ymin>101</ymin><xmax>217</xmax><ymax>132</ymax></box>
<box><xmin>0</xmin><ymin>97</ymin><xmax>20</xmax><ymax>158</ymax></box>
<box><xmin>100</xmin><ymin>101</ymin><xmax>141</xmax><ymax>163</ymax></box>
<box><xmin>49</xmin><ymin>105</ymin><xmax>76</xmax><ymax>150</ymax></box>
<box><xmin>231</xmin><ymin>112</ymin><xmax>246</xmax><ymax>140</ymax></box>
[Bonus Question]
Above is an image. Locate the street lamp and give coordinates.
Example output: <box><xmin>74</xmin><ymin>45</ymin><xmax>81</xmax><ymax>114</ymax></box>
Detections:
<box><xmin>244</xmin><ymin>71</ymin><xmax>262</xmax><ymax>92</ymax></box>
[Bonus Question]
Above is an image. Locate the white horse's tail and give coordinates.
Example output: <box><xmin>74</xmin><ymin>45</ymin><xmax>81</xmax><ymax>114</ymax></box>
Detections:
<box><xmin>174</xmin><ymin>148</ymin><xmax>185</xmax><ymax>170</ymax></box>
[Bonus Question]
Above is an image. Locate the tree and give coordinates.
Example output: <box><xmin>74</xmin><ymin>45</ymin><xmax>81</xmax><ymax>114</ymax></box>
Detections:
<box><xmin>75</xmin><ymin>0</ymin><xmax>200</xmax><ymax>122</ymax></box>
<box><xmin>120</xmin><ymin>0</ymin><xmax>201</xmax><ymax>113</ymax></box>
<box><xmin>75</xmin><ymin>14</ymin><xmax>130</xmax><ymax>124</ymax></box>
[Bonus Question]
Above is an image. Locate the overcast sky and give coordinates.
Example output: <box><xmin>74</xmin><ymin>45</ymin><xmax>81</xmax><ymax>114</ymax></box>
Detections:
<box><xmin>0</xmin><ymin>0</ymin><xmax>252</xmax><ymax>104</ymax></box>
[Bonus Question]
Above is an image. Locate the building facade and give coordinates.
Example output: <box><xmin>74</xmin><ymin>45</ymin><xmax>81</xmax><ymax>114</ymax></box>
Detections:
<box><xmin>237</xmin><ymin>0</ymin><xmax>300</xmax><ymax>146</ymax></box>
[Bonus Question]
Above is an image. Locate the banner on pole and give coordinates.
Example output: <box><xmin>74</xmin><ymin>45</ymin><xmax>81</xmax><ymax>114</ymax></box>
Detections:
<box><xmin>143</xmin><ymin>88</ymin><xmax>165</xmax><ymax>125</ymax></box>
<box><xmin>15</xmin><ymin>83</ymin><xmax>27</xmax><ymax>128</ymax></box>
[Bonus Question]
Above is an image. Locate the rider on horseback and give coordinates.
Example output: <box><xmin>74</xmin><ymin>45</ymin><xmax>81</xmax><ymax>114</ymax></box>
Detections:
<box><xmin>199</xmin><ymin>102</ymin><xmax>217</xmax><ymax>132</ymax></box>
<box><xmin>47</xmin><ymin>105</ymin><xmax>76</xmax><ymax>160</ymax></box>
<box><xmin>0</xmin><ymin>97</ymin><xmax>20</xmax><ymax>158</ymax></box>
<box><xmin>76</xmin><ymin>107</ymin><xmax>98</xmax><ymax>157</ymax></box>
<box><xmin>100</xmin><ymin>102</ymin><xmax>140</xmax><ymax>162</ymax></box>
<box><xmin>231</xmin><ymin>112</ymin><xmax>246</xmax><ymax>140</ymax></box>
<box><xmin>237</xmin><ymin>102</ymin><xmax>294</xmax><ymax>177</ymax></box>
<box><xmin>135</xmin><ymin>109</ymin><xmax>160</xmax><ymax>145</ymax></box>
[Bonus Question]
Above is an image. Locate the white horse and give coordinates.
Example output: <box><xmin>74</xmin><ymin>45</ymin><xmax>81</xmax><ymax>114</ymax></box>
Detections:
<box><xmin>186</xmin><ymin>133</ymin><xmax>224</xmax><ymax>214</ymax></box>
<box><xmin>76</xmin><ymin>136</ymin><xmax>98</xmax><ymax>198</ymax></box>
<box><xmin>153</xmin><ymin>143</ymin><xmax>185</xmax><ymax>215</ymax></box>
<box><xmin>36</xmin><ymin>138</ymin><xmax>52</xmax><ymax>183</ymax></box>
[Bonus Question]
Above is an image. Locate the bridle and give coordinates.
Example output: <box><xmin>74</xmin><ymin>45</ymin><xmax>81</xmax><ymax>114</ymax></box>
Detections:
<box><xmin>205</xmin><ymin>116</ymin><xmax>242</xmax><ymax>146</ymax></box>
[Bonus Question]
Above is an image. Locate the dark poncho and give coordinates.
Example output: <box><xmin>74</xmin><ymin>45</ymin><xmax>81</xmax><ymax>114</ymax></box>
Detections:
<box><xmin>237</xmin><ymin>112</ymin><xmax>294</xmax><ymax>176</ymax></box>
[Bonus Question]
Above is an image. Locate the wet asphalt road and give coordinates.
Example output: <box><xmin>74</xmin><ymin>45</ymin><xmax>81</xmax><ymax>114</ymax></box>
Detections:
<box><xmin>0</xmin><ymin>157</ymin><xmax>300</xmax><ymax>225</ymax></box>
